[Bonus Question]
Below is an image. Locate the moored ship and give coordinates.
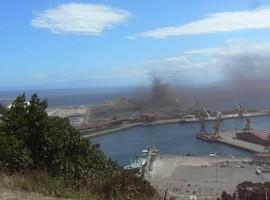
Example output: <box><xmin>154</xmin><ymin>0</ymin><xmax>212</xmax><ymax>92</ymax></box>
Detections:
<box><xmin>124</xmin><ymin>145</ymin><xmax>158</xmax><ymax>175</ymax></box>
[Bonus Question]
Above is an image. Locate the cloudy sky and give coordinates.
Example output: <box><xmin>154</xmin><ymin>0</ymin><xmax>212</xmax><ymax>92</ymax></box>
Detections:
<box><xmin>1</xmin><ymin>0</ymin><xmax>270</xmax><ymax>89</ymax></box>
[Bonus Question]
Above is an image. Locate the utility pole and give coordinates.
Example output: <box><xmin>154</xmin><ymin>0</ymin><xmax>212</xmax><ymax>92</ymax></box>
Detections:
<box><xmin>163</xmin><ymin>189</ymin><xmax>168</xmax><ymax>200</ymax></box>
<box><xmin>216</xmin><ymin>154</ymin><xmax>218</xmax><ymax>197</ymax></box>
<box><xmin>216</xmin><ymin>156</ymin><xmax>218</xmax><ymax>183</ymax></box>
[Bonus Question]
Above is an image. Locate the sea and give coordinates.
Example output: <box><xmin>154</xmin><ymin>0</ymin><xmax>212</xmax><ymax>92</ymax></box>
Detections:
<box><xmin>0</xmin><ymin>87</ymin><xmax>135</xmax><ymax>107</ymax></box>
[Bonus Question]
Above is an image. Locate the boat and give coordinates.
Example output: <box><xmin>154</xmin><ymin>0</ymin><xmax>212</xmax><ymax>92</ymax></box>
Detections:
<box><xmin>179</xmin><ymin>115</ymin><xmax>197</xmax><ymax>123</ymax></box>
<box><xmin>208</xmin><ymin>153</ymin><xmax>217</xmax><ymax>157</ymax></box>
<box><xmin>123</xmin><ymin>157</ymin><xmax>147</xmax><ymax>173</ymax></box>
<box><xmin>124</xmin><ymin>145</ymin><xmax>159</xmax><ymax>174</ymax></box>
<box><xmin>196</xmin><ymin>133</ymin><xmax>216</xmax><ymax>142</ymax></box>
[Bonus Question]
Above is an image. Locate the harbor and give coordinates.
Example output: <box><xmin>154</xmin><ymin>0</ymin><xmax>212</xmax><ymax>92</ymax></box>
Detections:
<box><xmin>93</xmin><ymin>116</ymin><xmax>270</xmax><ymax>165</ymax></box>
<box><xmin>92</xmin><ymin>105</ymin><xmax>270</xmax><ymax>198</ymax></box>
<box><xmin>82</xmin><ymin>100</ymin><xmax>270</xmax><ymax>199</ymax></box>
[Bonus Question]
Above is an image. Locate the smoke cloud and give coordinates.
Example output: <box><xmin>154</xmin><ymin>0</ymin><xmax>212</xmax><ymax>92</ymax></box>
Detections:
<box><xmin>132</xmin><ymin>40</ymin><xmax>270</xmax><ymax>110</ymax></box>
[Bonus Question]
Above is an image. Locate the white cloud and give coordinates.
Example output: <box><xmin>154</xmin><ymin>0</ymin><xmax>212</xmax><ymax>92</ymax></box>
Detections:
<box><xmin>185</xmin><ymin>39</ymin><xmax>270</xmax><ymax>57</ymax></box>
<box><xmin>133</xmin><ymin>7</ymin><xmax>270</xmax><ymax>38</ymax></box>
<box><xmin>127</xmin><ymin>36</ymin><xmax>136</xmax><ymax>40</ymax></box>
<box><xmin>31</xmin><ymin>3</ymin><xmax>130</xmax><ymax>35</ymax></box>
<box><xmin>31</xmin><ymin>74</ymin><xmax>49</xmax><ymax>80</ymax></box>
<box><xmin>112</xmin><ymin>39</ymin><xmax>270</xmax><ymax>85</ymax></box>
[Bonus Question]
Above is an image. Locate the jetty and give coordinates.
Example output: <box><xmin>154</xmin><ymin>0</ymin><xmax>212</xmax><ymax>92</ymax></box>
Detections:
<box><xmin>217</xmin><ymin>131</ymin><xmax>265</xmax><ymax>153</ymax></box>
<box><xmin>143</xmin><ymin>145</ymin><xmax>158</xmax><ymax>180</ymax></box>
<box><xmin>81</xmin><ymin>122</ymin><xmax>141</xmax><ymax>138</ymax></box>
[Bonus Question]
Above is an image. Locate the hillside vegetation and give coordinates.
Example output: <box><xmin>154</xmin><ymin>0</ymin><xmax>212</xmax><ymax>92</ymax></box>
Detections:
<box><xmin>0</xmin><ymin>94</ymin><xmax>157</xmax><ymax>200</ymax></box>
<box><xmin>221</xmin><ymin>181</ymin><xmax>270</xmax><ymax>200</ymax></box>
<box><xmin>0</xmin><ymin>103</ymin><xmax>6</xmax><ymax>115</ymax></box>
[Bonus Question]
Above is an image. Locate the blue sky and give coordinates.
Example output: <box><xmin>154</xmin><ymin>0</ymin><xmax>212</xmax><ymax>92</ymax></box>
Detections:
<box><xmin>1</xmin><ymin>0</ymin><xmax>270</xmax><ymax>90</ymax></box>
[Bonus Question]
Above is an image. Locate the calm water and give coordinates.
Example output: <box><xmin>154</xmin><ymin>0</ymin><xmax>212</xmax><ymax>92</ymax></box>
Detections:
<box><xmin>92</xmin><ymin>116</ymin><xmax>270</xmax><ymax>166</ymax></box>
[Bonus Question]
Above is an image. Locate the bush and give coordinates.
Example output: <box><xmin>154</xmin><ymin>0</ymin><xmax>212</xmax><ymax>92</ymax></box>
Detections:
<box><xmin>221</xmin><ymin>181</ymin><xmax>270</xmax><ymax>200</ymax></box>
<box><xmin>0</xmin><ymin>132</ymin><xmax>32</xmax><ymax>172</ymax></box>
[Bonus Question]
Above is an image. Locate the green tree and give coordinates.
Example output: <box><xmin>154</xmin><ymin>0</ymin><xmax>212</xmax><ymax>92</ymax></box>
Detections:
<box><xmin>0</xmin><ymin>94</ymin><xmax>156</xmax><ymax>199</ymax></box>
<box><xmin>0</xmin><ymin>94</ymin><xmax>108</xmax><ymax>176</ymax></box>
<box><xmin>0</xmin><ymin>94</ymin><xmax>50</xmax><ymax>169</ymax></box>
<box><xmin>0</xmin><ymin>131</ymin><xmax>32</xmax><ymax>172</ymax></box>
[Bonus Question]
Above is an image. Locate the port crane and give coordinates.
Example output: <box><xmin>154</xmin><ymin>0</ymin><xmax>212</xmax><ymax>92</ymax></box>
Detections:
<box><xmin>200</xmin><ymin>107</ymin><xmax>211</xmax><ymax>119</ymax></box>
<box><xmin>199</xmin><ymin>119</ymin><xmax>207</xmax><ymax>135</ymax></box>
<box><xmin>196</xmin><ymin>119</ymin><xmax>222</xmax><ymax>141</ymax></box>
<box><xmin>243</xmin><ymin>117</ymin><xmax>253</xmax><ymax>131</ymax></box>
<box><xmin>233</xmin><ymin>97</ymin><xmax>246</xmax><ymax>118</ymax></box>
<box><xmin>212</xmin><ymin>120</ymin><xmax>222</xmax><ymax>139</ymax></box>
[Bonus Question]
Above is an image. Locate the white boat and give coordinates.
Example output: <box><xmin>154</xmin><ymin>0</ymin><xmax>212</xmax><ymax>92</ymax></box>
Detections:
<box><xmin>124</xmin><ymin>158</ymin><xmax>146</xmax><ymax>169</ymax></box>
<box><xmin>124</xmin><ymin>145</ymin><xmax>159</xmax><ymax>173</ymax></box>
<box><xmin>124</xmin><ymin>156</ymin><xmax>147</xmax><ymax>172</ymax></box>
<box><xmin>208</xmin><ymin>153</ymin><xmax>217</xmax><ymax>157</ymax></box>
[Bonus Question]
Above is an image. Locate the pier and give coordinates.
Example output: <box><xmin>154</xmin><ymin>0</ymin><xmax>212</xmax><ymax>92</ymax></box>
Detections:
<box><xmin>143</xmin><ymin>145</ymin><xmax>157</xmax><ymax>181</ymax></box>
<box><xmin>81</xmin><ymin>122</ymin><xmax>141</xmax><ymax>138</ymax></box>
<box><xmin>216</xmin><ymin>131</ymin><xmax>266</xmax><ymax>153</ymax></box>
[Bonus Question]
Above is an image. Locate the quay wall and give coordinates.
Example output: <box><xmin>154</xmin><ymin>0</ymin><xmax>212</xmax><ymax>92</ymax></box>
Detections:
<box><xmin>81</xmin><ymin>111</ymin><xmax>270</xmax><ymax>139</ymax></box>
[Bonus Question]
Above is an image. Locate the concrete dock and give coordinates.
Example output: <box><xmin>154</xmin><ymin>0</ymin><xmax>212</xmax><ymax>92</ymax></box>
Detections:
<box><xmin>216</xmin><ymin>131</ymin><xmax>266</xmax><ymax>153</ymax></box>
<box><xmin>81</xmin><ymin>122</ymin><xmax>141</xmax><ymax>138</ymax></box>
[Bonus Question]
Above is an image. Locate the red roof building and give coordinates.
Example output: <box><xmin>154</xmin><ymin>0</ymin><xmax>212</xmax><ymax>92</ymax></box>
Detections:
<box><xmin>141</xmin><ymin>112</ymin><xmax>156</xmax><ymax>122</ymax></box>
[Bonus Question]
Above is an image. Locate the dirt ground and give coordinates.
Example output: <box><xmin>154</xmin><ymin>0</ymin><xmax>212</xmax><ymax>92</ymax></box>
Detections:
<box><xmin>0</xmin><ymin>188</ymin><xmax>68</xmax><ymax>200</ymax></box>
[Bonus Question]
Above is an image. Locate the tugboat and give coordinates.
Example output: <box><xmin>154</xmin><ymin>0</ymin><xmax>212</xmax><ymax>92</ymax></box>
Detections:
<box><xmin>124</xmin><ymin>145</ymin><xmax>158</xmax><ymax>175</ymax></box>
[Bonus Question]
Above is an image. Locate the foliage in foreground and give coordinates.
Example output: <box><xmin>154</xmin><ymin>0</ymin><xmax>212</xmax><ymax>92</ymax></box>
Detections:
<box><xmin>0</xmin><ymin>94</ymin><xmax>156</xmax><ymax>200</ymax></box>
<box><xmin>0</xmin><ymin>103</ymin><xmax>6</xmax><ymax>115</ymax></box>
<box><xmin>221</xmin><ymin>181</ymin><xmax>270</xmax><ymax>200</ymax></box>
<box><xmin>0</xmin><ymin>172</ymin><xmax>101</xmax><ymax>200</ymax></box>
